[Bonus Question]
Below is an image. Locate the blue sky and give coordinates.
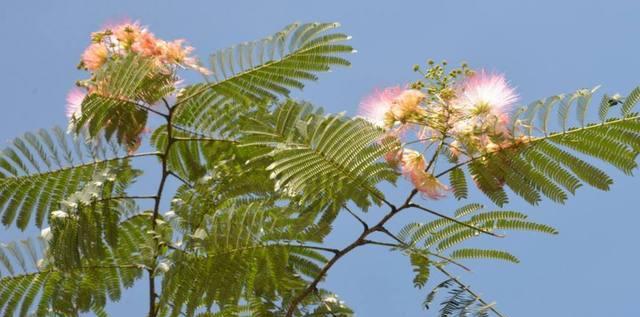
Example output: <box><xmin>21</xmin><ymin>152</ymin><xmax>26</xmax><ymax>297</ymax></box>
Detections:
<box><xmin>1</xmin><ymin>1</ymin><xmax>639</xmax><ymax>316</ymax></box>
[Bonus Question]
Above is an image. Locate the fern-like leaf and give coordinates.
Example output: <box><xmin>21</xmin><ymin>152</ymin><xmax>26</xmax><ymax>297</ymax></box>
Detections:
<box><xmin>173</xmin><ymin>22</ymin><xmax>353</xmax><ymax>136</ymax></box>
<box><xmin>0</xmin><ymin>127</ymin><xmax>142</xmax><ymax>229</ymax></box>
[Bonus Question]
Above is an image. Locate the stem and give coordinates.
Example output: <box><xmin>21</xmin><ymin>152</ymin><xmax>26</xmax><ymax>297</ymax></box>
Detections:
<box><xmin>343</xmin><ymin>204</ymin><xmax>368</xmax><ymax>231</ymax></box>
<box><xmin>172</xmin><ymin>136</ymin><xmax>237</xmax><ymax>143</ymax></box>
<box><xmin>284</xmin><ymin>204</ymin><xmax>402</xmax><ymax>316</ymax></box>
<box><xmin>148</xmin><ymin>101</ymin><xmax>177</xmax><ymax>317</ymax></box>
<box><xmin>408</xmin><ymin>203</ymin><xmax>504</xmax><ymax>238</ymax></box>
<box><xmin>168</xmin><ymin>171</ymin><xmax>193</xmax><ymax>188</ymax></box>
<box><xmin>363</xmin><ymin>239</ymin><xmax>471</xmax><ymax>272</ymax></box>
<box><xmin>148</xmin><ymin>270</ymin><xmax>156</xmax><ymax>317</ymax></box>
<box><xmin>289</xmin><ymin>244</ymin><xmax>340</xmax><ymax>255</ymax></box>
<box><xmin>94</xmin><ymin>195</ymin><xmax>157</xmax><ymax>203</ymax></box>
<box><xmin>171</xmin><ymin>125</ymin><xmax>217</xmax><ymax>139</ymax></box>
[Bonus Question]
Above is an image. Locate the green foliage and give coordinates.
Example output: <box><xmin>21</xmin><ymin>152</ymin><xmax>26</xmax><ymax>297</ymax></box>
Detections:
<box><xmin>449</xmin><ymin>86</ymin><xmax>640</xmax><ymax>206</ymax></box>
<box><xmin>449</xmin><ymin>167</ymin><xmax>468</xmax><ymax>200</ymax></box>
<box><xmin>75</xmin><ymin>54</ymin><xmax>176</xmax><ymax>149</ymax></box>
<box><xmin>240</xmin><ymin>101</ymin><xmax>399</xmax><ymax>209</ymax></box>
<box><xmin>5</xmin><ymin>20</ymin><xmax>639</xmax><ymax>317</ymax></box>
<box><xmin>0</xmin><ymin>214</ymin><xmax>152</xmax><ymax>317</ymax></box>
<box><xmin>158</xmin><ymin>199</ymin><xmax>335</xmax><ymax>317</ymax></box>
<box><xmin>150</xmin><ymin>124</ymin><xmax>239</xmax><ymax>183</ymax></box>
<box><xmin>437</xmin><ymin>285</ymin><xmax>493</xmax><ymax>317</ymax></box>
<box><xmin>450</xmin><ymin>248</ymin><xmax>519</xmax><ymax>264</ymax></box>
<box><xmin>409</xmin><ymin>250</ymin><xmax>431</xmax><ymax>288</ymax></box>
<box><xmin>398</xmin><ymin>203</ymin><xmax>555</xmax><ymax>273</ymax></box>
<box><xmin>173</xmin><ymin>22</ymin><xmax>353</xmax><ymax>136</ymax></box>
<box><xmin>0</xmin><ymin>127</ymin><xmax>138</xmax><ymax>229</ymax></box>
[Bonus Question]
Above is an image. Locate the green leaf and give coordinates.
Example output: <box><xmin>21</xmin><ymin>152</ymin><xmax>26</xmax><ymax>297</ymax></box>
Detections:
<box><xmin>241</xmin><ymin>101</ymin><xmax>398</xmax><ymax>209</ymax></box>
<box><xmin>450</xmin><ymin>248</ymin><xmax>520</xmax><ymax>264</ymax></box>
<box><xmin>173</xmin><ymin>22</ymin><xmax>353</xmax><ymax>136</ymax></box>
<box><xmin>0</xmin><ymin>127</ymin><xmax>138</xmax><ymax>229</ymax></box>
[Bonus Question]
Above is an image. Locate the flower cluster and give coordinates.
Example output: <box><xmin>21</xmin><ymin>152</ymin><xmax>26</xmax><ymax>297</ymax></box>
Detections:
<box><xmin>359</xmin><ymin>63</ymin><xmax>522</xmax><ymax>199</ymax></box>
<box><xmin>67</xmin><ymin>21</ymin><xmax>209</xmax><ymax>120</ymax></box>
<box><xmin>66</xmin><ymin>21</ymin><xmax>211</xmax><ymax>153</ymax></box>
<box><xmin>80</xmin><ymin>21</ymin><xmax>210</xmax><ymax>74</ymax></box>
<box><xmin>358</xmin><ymin>87</ymin><xmax>426</xmax><ymax>128</ymax></box>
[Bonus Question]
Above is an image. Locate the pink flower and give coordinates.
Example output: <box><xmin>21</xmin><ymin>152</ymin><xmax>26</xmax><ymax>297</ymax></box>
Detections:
<box><xmin>113</xmin><ymin>22</ymin><xmax>142</xmax><ymax>47</ymax></box>
<box><xmin>449</xmin><ymin>140</ymin><xmax>462</xmax><ymax>159</ymax></box>
<box><xmin>358</xmin><ymin>86</ymin><xmax>403</xmax><ymax>127</ymax></box>
<box><xmin>161</xmin><ymin>39</ymin><xmax>192</xmax><ymax>63</ymax></box>
<box><xmin>131</xmin><ymin>31</ymin><xmax>163</xmax><ymax>57</ymax></box>
<box><xmin>401</xmin><ymin>149</ymin><xmax>448</xmax><ymax>199</ymax></box>
<box><xmin>390</xmin><ymin>89</ymin><xmax>426</xmax><ymax>122</ymax></box>
<box><xmin>453</xmin><ymin>70</ymin><xmax>518</xmax><ymax>118</ymax></box>
<box><xmin>65</xmin><ymin>88</ymin><xmax>87</xmax><ymax>119</ymax></box>
<box><xmin>81</xmin><ymin>43</ymin><xmax>108</xmax><ymax>71</ymax></box>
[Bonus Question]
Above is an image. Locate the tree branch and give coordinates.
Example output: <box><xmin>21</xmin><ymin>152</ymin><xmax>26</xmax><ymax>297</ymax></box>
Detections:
<box><xmin>168</xmin><ymin>171</ymin><xmax>193</xmax><ymax>188</ymax></box>
<box><xmin>285</xmin><ymin>204</ymin><xmax>403</xmax><ymax>316</ymax></box>
<box><xmin>343</xmin><ymin>205</ymin><xmax>368</xmax><ymax>231</ymax></box>
<box><xmin>148</xmin><ymin>99</ymin><xmax>178</xmax><ymax>317</ymax></box>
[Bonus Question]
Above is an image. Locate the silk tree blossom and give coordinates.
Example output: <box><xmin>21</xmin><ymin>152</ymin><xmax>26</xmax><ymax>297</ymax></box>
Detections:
<box><xmin>81</xmin><ymin>43</ymin><xmax>109</xmax><ymax>71</ymax></box>
<box><xmin>65</xmin><ymin>88</ymin><xmax>87</xmax><ymax>120</ymax></box>
<box><xmin>112</xmin><ymin>22</ymin><xmax>142</xmax><ymax>47</ymax></box>
<box><xmin>51</xmin><ymin>210</ymin><xmax>69</xmax><ymax>219</ymax></box>
<box><xmin>81</xmin><ymin>21</ymin><xmax>210</xmax><ymax>75</ymax></box>
<box><xmin>383</xmin><ymin>147</ymin><xmax>404</xmax><ymax>169</ymax></box>
<box><xmin>453</xmin><ymin>70</ymin><xmax>518</xmax><ymax>119</ymax></box>
<box><xmin>390</xmin><ymin>89</ymin><xmax>426</xmax><ymax>122</ymax></box>
<box><xmin>40</xmin><ymin>227</ymin><xmax>53</xmax><ymax>241</ymax></box>
<box><xmin>448</xmin><ymin>70</ymin><xmax>519</xmax><ymax>156</ymax></box>
<box><xmin>358</xmin><ymin>86</ymin><xmax>403</xmax><ymax>127</ymax></box>
<box><xmin>401</xmin><ymin>149</ymin><xmax>448</xmax><ymax>199</ymax></box>
<box><xmin>359</xmin><ymin>87</ymin><xmax>427</xmax><ymax>129</ymax></box>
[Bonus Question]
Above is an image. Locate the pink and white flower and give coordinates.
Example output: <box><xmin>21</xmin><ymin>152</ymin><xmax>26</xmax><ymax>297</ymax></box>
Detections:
<box><xmin>65</xmin><ymin>88</ymin><xmax>87</xmax><ymax>120</ymax></box>
<box><xmin>453</xmin><ymin>70</ymin><xmax>518</xmax><ymax>118</ymax></box>
<box><xmin>401</xmin><ymin>149</ymin><xmax>448</xmax><ymax>199</ymax></box>
<box><xmin>390</xmin><ymin>89</ymin><xmax>426</xmax><ymax>122</ymax></box>
<box><xmin>358</xmin><ymin>86</ymin><xmax>403</xmax><ymax>127</ymax></box>
<box><xmin>358</xmin><ymin>87</ymin><xmax>426</xmax><ymax>128</ymax></box>
<box><xmin>81</xmin><ymin>43</ymin><xmax>108</xmax><ymax>71</ymax></box>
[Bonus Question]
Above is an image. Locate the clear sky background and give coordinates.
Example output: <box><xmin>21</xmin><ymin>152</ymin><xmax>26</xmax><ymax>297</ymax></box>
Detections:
<box><xmin>1</xmin><ymin>1</ymin><xmax>639</xmax><ymax>316</ymax></box>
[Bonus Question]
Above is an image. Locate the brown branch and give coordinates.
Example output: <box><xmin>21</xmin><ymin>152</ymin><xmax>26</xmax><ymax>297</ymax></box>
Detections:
<box><xmin>284</xmin><ymin>203</ymin><xmax>403</xmax><ymax>316</ymax></box>
<box><xmin>148</xmin><ymin>99</ymin><xmax>178</xmax><ymax>317</ymax></box>
<box><xmin>168</xmin><ymin>171</ymin><xmax>193</xmax><ymax>189</ymax></box>
<box><xmin>343</xmin><ymin>205</ymin><xmax>369</xmax><ymax>231</ymax></box>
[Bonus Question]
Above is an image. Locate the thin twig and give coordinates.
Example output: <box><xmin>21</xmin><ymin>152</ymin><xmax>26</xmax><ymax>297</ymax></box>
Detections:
<box><xmin>343</xmin><ymin>204</ymin><xmax>368</xmax><ymax>231</ymax></box>
<box><xmin>369</xmin><ymin>229</ymin><xmax>473</xmax><ymax>272</ymax></box>
<box><xmin>171</xmin><ymin>125</ymin><xmax>216</xmax><ymax>139</ymax></box>
<box><xmin>94</xmin><ymin>195</ymin><xmax>158</xmax><ymax>203</ymax></box>
<box><xmin>408</xmin><ymin>203</ymin><xmax>504</xmax><ymax>238</ymax></box>
<box><xmin>136</xmin><ymin>103</ymin><xmax>169</xmax><ymax>118</ymax></box>
<box><xmin>172</xmin><ymin>136</ymin><xmax>237</xmax><ymax>143</ymax></box>
<box><xmin>289</xmin><ymin>244</ymin><xmax>340</xmax><ymax>255</ymax></box>
<box><xmin>168</xmin><ymin>171</ymin><xmax>193</xmax><ymax>188</ymax></box>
